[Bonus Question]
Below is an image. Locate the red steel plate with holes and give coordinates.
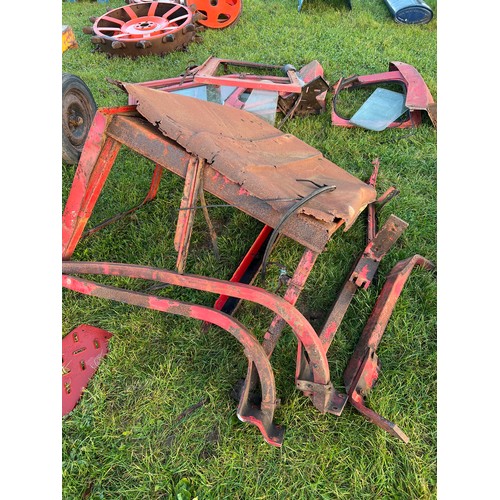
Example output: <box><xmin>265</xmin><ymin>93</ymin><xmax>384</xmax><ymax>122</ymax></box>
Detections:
<box><xmin>62</xmin><ymin>324</ymin><xmax>112</xmax><ymax>416</ymax></box>
<box><xmin>191</xmin><ymin>0</ymin><xmax>242</xmax><ymax>29</ymax></box>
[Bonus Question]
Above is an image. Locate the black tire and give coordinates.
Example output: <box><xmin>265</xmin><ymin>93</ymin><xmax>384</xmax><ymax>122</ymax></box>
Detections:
<box><xmin>62</xmin><ymin>73</ymin><xmax>97</xmax><ymax>165</ymax></box>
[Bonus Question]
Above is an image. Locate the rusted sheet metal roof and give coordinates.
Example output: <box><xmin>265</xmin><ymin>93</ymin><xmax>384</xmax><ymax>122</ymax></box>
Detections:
<box><xmin>124</xmin><ymin>83</ymin><xmax>376</xmax><ymax>229</ymax></box>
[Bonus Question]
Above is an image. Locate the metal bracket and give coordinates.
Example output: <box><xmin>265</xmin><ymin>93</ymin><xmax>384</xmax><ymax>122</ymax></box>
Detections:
<box><xmin>296</xmin><ymin>379</ymin><xmax>348</xmax><ymax>416</ymax></box>
<box><xmin>296</xmin><ymin>379</ymin><xmax>333</xmax><ymax>394</ymax></box>
<box><xmin>350</xmin><ymin>214</ymin><xmax>409</xmax><ymax>289</ymax></box>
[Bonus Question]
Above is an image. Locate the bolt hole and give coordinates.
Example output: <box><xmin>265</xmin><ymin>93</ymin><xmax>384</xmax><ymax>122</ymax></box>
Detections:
<box><xmin>64</xmin><ymin>383</ymin><xmax>71</xmax><ymax>395</ymax></box>
<box><xmin>80</xmin><ymin>360</ymin><xmax>86</xmax><ymax>371</ymax></box>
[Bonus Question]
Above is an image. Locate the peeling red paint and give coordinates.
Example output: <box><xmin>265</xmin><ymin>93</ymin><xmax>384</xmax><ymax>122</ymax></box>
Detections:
<box><xmin>238</xmin><ymin>186</ymin><xmax>251</xmax><ymax>196</ymax></box>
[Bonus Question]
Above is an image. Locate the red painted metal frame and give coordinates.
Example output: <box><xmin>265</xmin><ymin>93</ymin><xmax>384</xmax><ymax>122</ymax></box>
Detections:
<box><xmin>126</xmin><ymin>73</ymin><xmax>289</xmax><ymax>102</ymax></box>
<box><xmin>343</xmin><ymin>254</ymin><xmax>434</xmax><ymax>442</ymax></box>
<box><xmin>62</xmin><ymin>261</ymin><xmax>332</xmax><ymax>388</ymax></box>
<box><xmin>332</xmin><ymin>61</ymin><xmax>437</xmax><ymax>129</ymax></box>
<box><xmin>128</xmin><ymin>68</ymin><xmax>319</xmax><ymax>100</ymax></box>
<box><xmin>292</xmin><ymin>213</ymin><xmax>409</xmax><ymax>416</ymax></box>
<box><xmin>60</xmin><ymin>103</ymin><xmax>354</xmax><ymax>422</ymax></box>
<box><xmin>62</xmin><ymin>105</ymin><xmax>141</xmax><ymax>259</ymax></box>
<box><xmin>125</xmin><ymin>58</ymin><xmax>329</xmax><ymax>122</ymax></box>
<box><xmin>126</xmin><ymin>74</ymin><xmax>252</xmax><ymax>107</ymax></box>
<box><xmin>62</xmin><ymin>107</ymin><xmax>346</xmax><ymax>257</ymax></box>
<box><xmin>193</xmin><ymin>57</ymin><xmax>304</xmax><ymax>93</ymax></box>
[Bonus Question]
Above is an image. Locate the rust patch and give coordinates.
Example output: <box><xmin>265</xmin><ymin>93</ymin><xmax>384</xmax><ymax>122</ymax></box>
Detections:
<box><xmin>123</xmin><ymin>84</ymin><xmax>376</xmax><ymax>229</ymax></box>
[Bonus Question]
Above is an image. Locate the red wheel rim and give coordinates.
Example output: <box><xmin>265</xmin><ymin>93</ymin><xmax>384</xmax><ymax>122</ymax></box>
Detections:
<box><xmin>191</xmin><ymin>0</ymin><xmax>242</xmax><ymax>29</ymax></box>
<box><xmin>93</xmin><ymin>2</ymin><xmax>192</xmax><ymax>41</ymax></box>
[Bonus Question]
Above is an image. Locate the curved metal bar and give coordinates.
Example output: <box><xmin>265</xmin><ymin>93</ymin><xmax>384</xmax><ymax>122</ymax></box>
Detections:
<box><xmin>61</xmin><ymin>261</ymin><xmax>331</xmax><ymax>386</ymax></box>
<box><xmin>62</xmin><ymin>274</ymin><xmax>284</xmax><ymax>447</ymax></box>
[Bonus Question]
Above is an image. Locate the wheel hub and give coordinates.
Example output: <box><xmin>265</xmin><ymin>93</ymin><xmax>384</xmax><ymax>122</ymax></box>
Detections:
<box><xmin>63</xmin><ymin>95</ymin><xmax>91</xmax><ymax>146</ymax></box>
<box><xmin>68</xmin><ymin>111</ymin><xmax>84</xmax><ymax>129</ymax></box>
<box><xmin>121</xmin><ymin>16</ymin><xmax>168</xmax><ymax>36</ymax></box>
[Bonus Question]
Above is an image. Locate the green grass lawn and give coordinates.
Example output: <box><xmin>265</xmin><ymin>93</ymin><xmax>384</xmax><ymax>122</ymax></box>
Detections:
<box><xmin>62</xmin><ymin>0</ymin><xmax>437</xmax><ymax>498</ymax></box>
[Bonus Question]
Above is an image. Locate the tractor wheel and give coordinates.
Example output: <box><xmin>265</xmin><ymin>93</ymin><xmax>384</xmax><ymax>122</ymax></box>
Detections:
<box><xmin>84</xmin><ymin>2</ymin><xmax>198</xmax><ymax>58</ymax></box>
<box><xmin>62</xmin><ymin>73</ymin><xmax>97</xmax><ymax>165</ymax></box>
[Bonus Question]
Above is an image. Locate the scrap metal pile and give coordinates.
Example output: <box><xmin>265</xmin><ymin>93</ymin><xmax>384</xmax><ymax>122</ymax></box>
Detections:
<box><xmin>63</xmin><ymin>0</ymin><xmax>436</xmax><ymax>448</ymax></box>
